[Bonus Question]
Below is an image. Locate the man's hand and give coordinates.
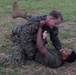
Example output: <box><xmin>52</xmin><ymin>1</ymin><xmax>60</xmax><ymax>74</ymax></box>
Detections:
<box><xmin>43</xmin><ymin>31</ymin><xmax>47</xmax><ymax>39</ymax></box>
<box><xmin>39</xmin><ymin>20</ymin><xmax>45</xmax><ymax>28</ymax></box>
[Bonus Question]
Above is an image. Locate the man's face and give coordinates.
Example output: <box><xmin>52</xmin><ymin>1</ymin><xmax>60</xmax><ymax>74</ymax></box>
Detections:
<box><xmin>45</xmin><ymin>15</ymin><xmax>61</xmax><ymax>28</ymax></box>
<box><xmin>60</xmin><ymin>48</ymin><xmax>72</xmax><ymax>60</ymax></box>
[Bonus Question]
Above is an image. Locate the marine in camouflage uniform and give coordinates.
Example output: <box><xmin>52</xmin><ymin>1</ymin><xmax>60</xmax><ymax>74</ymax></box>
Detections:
<box><xmin>8</xmin><ymin>13</ymin><xmax>63</xmax><ymax>67</ymax></box>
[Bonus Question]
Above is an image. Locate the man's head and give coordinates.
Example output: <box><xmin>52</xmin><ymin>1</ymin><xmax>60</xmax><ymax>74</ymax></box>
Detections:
<box><xmin>45</xmin><ymin>10</ymin><xmax>63</xmax><ymax>28</ymax></box>
<box><xmin>60</xmin><ymin>48</ymin><xmax>76</xmax><ymax>63</ymax></box>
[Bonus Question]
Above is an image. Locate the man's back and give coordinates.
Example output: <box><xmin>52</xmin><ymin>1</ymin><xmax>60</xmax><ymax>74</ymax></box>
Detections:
<box><xmin>11</xmin><ymin>15</ymin><xmax>47</xmax><ymax>59</ymax></box>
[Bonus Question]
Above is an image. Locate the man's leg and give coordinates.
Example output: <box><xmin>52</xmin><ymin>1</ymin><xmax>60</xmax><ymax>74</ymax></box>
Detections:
<box><xmin>12</xmin><ymin>1</ymin><xmax>27</xmax><ymax>19</ymax></box>
<box><xmin>0</xmin><ymin>39</ymin><xmax>27</xmax><ymax>65</ymax></box>
<box><xmin>10</xmin><ymin>42</ymin><xmax>27</xmax><ymax>65</ymax></box>
<box><xmin>10</xmin><ymin>24</ymin><xmax>28</xmax><ymax>65</ymax></box>
<box><xmin>0</xmin><ymin>45</ymin><xmax>27</xmax><ymax>65</ymax></box>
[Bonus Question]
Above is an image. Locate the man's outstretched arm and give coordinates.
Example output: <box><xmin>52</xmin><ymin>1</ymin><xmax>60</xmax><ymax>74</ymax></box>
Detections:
<box><xmin>36</xmin><ymin>21</ymin><xmax>47</xmax><ymax>56</ymax></box>
<box><xmin>50</xmin><ymin>27</ymin><xmax>62</xmax><ymax>50</ymax></box>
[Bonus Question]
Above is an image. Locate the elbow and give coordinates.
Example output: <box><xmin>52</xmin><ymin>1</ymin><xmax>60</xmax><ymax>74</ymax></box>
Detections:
<box><xmin>38</xmin><ymin>46</ymin><xmax>46</xmax><ymax>56</ymax></box>
<box><xmin>37</xmin><ymin>45</ymin><xmax>43</xmax><ymax>51</ymax></box>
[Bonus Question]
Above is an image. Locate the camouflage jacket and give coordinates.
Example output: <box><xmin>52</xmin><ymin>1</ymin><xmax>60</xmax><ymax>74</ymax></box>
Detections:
<box><xmin>12</xmin><ymin>14</ymin><xmax>62</xmax><ymax>51</ymax></box>
<box><xmin>25</xmin><ymin>13</ymin><xmax>62</xmax><ymax>50</ymax></box>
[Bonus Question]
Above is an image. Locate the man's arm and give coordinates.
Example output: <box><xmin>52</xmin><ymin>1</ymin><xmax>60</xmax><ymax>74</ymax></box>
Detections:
<box><xmin>50</xmin><ymin>27</ymin><xmax>62</xmax><ymax>51</ymax></box>
<box><xmin>25</xmin><ymin>13</ymin><xmax>36</xmax><ymax>21</ymax></box>
<box><xmin>26</xmin><ymin>14</ymin><xmax>46</xmax><ymax>22</ymax></box>
<box><xmin>37</xmin><ymin>22</ymin><xmax>47</xmax><ymax>56</ymax></box>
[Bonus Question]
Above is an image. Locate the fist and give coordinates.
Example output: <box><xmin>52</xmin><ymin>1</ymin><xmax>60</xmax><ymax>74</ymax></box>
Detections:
<box><xmin>43</xmin><ymin>31</ymin><xmax>47</xmax><ymax>39</ymax></box>
<box><xmin>40</xmin><ymin>20</ymin><xmax>45</xmax><ymax>27</ymax></box>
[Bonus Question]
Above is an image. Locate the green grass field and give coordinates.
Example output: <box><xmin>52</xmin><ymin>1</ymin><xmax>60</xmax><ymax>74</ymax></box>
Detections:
<box><xmin>0</xmin><ymin>0</ymin><xmax>76</xmax><ymax>75</ymax></box>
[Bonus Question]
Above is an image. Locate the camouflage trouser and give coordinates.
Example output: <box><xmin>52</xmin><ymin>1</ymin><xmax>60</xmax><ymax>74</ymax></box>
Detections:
<box><xmin>0</xmin><ymin>47</ymin><xmax>62</xmax><ymax>68</ymax></box>
<box><xmin>6</xmin><ymin>35</ymin><xmax>27</xmax><ymax>65</ymax></box>
<box><xmin>9</xmin><ymin>38</ymin><xmax>47</xmax><ymax>66</ymax></box>
<box><xmin>7</xmin><ymin>25</ymin><xmax>37</xmax><ymax>65</ymax></box>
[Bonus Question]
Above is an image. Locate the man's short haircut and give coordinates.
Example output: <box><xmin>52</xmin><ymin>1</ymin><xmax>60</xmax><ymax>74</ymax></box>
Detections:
<box><xmin>66</xmin><ymin>51</ymin><xmax>76</xmax><ymax>63</ymax></box>
<box><xmin>49</xmin><ymin>10</ymin><xmax>63</xmax><ymax>21</ymax></box>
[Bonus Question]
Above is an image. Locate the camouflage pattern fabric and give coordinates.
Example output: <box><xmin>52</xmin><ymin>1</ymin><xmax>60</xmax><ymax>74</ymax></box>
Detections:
<box><xmin>7</xmin><ymin>14</ymin><xmax>62</xmax><ymax>65</ymax></box>
<box><xmin>10</xmin><ymin>15</ymin><xmax>46</xmax><ymax>65</ymax></box>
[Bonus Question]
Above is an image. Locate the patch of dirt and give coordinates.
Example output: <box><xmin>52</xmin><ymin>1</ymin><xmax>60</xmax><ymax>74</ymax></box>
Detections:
<box><xmin>2</xmin><ymin>61</ymin><xmax>76</xmax><ymax>75</ymax></box>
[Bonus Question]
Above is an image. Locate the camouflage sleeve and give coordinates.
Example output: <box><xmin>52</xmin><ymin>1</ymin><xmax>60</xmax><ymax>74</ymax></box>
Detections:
<box><xmin>26</xmin><ymin>13</ymin><xmax>35</xmax><ymax>21</ymax></box>
<box><xmin>49</xmin><ymin>27</ymin><xmax>62</xmax><ymax>50</ymax></box>
<box><xmin>24</xmin><ymin>21</ymin><xmax>40</xmax><ymax>33</ymax></box>
<box><xmin>26</xmin><ymin>13</ymin><xmax>46</xmax><ymax>22</ymax></box>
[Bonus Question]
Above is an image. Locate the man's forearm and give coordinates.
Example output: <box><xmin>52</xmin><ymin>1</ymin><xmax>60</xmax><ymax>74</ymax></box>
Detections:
<box><xmin>50</xmin><ymin>27</ymin><xmax>62</xmax><ymax>50</ymax></box>
<box><xmin>37</xmin><ymin>27</ymin><xmax>43</xmax><ymax>49</ymax></box>
<box><xmin>37</xmin><ymin>27</ymin><xmax>47</xmax><ymax>56</ymax></box>
<box><xmin>51</xmin><ymin>36</ymin><xmax>62</xmax><ymax>50</ymax></box>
